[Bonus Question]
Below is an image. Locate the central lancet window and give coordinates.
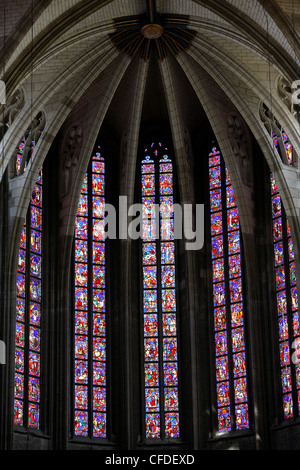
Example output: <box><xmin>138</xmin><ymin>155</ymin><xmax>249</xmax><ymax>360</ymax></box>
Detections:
<box><xmin>141</xmin><ymin>142</ymin><xmax>180</xmax><ymax>440</ymax></box>
<box><xmin>73</xmin><ymin>149</ymin><xmax>107</xmax><ymax>438</ymax></box>
<box><xmin>208</xmin><ymin>146</ymin><xmax>250</xmax><ymax>433</ymax></box>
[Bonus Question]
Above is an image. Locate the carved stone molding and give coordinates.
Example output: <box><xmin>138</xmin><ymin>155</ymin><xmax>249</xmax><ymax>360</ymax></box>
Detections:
<box><xmin>12</xmin><ymin>110</ymin><xmax>46</xmax><ymax>177</ymax></box>
<box><xmin>277</xmin><ymin>76</ymin><xmax>300</xmax><ymax>119</ymax></box>
<box><xmin>0</xmin><ymin>88</ymin><xmax>25</xmax><ymax>140</ymax></box>
<box><xmin>227</xmin><ymin>113</ymin><xmax>252</xmax><ymax>187</ymax></box>
<box><xmin>62</xmin><ymin>124</ymin><xmax>83</xmax><ymax>197</ymax></box>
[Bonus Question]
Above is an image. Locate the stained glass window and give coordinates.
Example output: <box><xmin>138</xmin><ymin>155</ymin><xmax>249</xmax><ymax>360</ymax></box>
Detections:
<box><xmin>73</xmin><ymin>150</ymin><xmax>107</xmax><ymax>438</ymax></box>
<box><xmin>270</xmin><ymin>163</ymin><xmax>299</xmax><ymax>419</ymax></box>
<box><xmin>272</xmin><ymin>129</ymin><xmax>293</xmax><ymax>166</ymax></box>
<box><xmin>141</xmin><ymin>142</ymin><xmax>180</xmax><ymax>440</ymax></box>
<box><xmin>14</xmin><ymin>170</ymin><xmax>43</xmax><ymax>428</ymax></box>
<box><xmin>209</xmin><ymin>147</ymin><xmax>249</xmax><ymax>433</ymax></box>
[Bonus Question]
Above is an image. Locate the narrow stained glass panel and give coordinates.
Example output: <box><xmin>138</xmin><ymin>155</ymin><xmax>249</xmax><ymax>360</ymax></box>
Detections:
<box><xmin>73</xmin><ymin>151</ymin><xmax>107</xmax><ymax>438</ymax></box>
<box><xmin>209</xmin><ymin>146</ymin><xmax>249</xmax><ymax>433</ymax></box>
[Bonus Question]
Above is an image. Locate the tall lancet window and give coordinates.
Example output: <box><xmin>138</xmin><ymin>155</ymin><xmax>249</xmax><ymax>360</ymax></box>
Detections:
<box><xmin>209</xmin><ymin>147</ymin><xmax>249</xmax><ymax>433</ymax></box>
<box><xmin>14</xmin><ymin>170</ymin><xmax>43</xmax><ymax>428</ymax></box>
<box><xmin>141</xmin><ymin>142</ymin><xmax>180</xmax><ymax>440</ymax></box>
<box><xmin>270</xmin><ymin>132</ymin><xmax>299</xmax><ymax>419</ymax></box>
<box><xmin>73</xmin><ymin>150</ymin><xmax>107</xmax><ymax>438</ymax></box>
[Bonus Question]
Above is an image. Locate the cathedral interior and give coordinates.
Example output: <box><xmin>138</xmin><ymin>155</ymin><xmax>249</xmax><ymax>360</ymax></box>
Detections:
<box><xmin>0</xmin><ymin>0</ymin><xmax>300</xmax><ymax>451</ymax></box>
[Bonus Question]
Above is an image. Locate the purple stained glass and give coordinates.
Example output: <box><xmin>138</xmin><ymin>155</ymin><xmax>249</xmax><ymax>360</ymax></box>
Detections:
<box><xmin>161</xmin><ymin>265</ymin><xmax>175</xmax><ymax>289</ymax></box>
<box><xmin>160</xmin><ymin>162</ymin><xmax>172</xmax><ymax>173</ymax></box>
<box><xmin>31</xmin><ymin>206</ymin><xmax>42</xmax><ymax>229</ymax></box>
<box><xmin>75</xmin><ymin>264</ymin><xmax>88</xmax><ymax>287</ymax></box>
<box><xmin>233</xmin><ymin>352</ymin><xmax>246</xmax><ymax>377</ymax></box>
<box><xmin>209</xmin><ymin>151</ymin><xmax>220</xmax><ymax>166</ymax></box>
<box><xmin>144</xmin><ymin>314</ymin><xmax>158</xmax><ymax>337</ymax></box>
<box><xmin>216</xmin><ymin>356</ymin><xmax>229</xmax><ymax>382</ymax></box>
<box><xmin>93</xmin><ymin>337</ymin><xmax>106</xmax><ymax>361</ymax></box>
<box><xmin>213</xmin><ymin>282</ymin><xmax>226</xmax><ymax>307</ymax></box>
<box><xmin>142</xmin><ymin>174</ymin><xmax>155</xmax><ymax>196</ymax></box>
<box><xmin>215</xmin><ymin>331</ymin><xmax>227</xmax><ymax>356</ymax></box>
<box><xmin>93</xmin><ymin>363</ymin><xmax>106</xmax><ymax>386</ymax></box>
<box><xmin>235</xmin><ymin>404</ymin><xmax>249</xmax><ymax>429</ymax></box>
<box><xmin>75</xmin><ymin>288</ymin><xmax>88</xmax><ymax>310</ymax></box>
<box><xmin>93</xmin><ymin>218</ymin><xmax>105</xmax><ymax>241</ymax></box>
<box><xmin>234</xmin><ymin>377</ymin><xmax>247</xmax><ymax>403</ymax></box>
<box><xmin>144</xmin><ymin>290</ymin><xmax>157</xmax><ymax>312</ymax></box>
<box><xmin>217</xmin><ymin>381</ymin><xmax>230</xmax><ymax>406</ymax></box>
<box><xmin>28</xmin><ymin>403</ymin><xmax>39</xmax><ymax>428</ymax></box>
<box><xmin>230</xmin><ymin>278</ymin><xmax>243</xmax><ymax>304</ymax></box>
<box><xmin>77</xmin><ymin>195</ymin><xmax>88</xmax><ymax>216</ymax></box>
<box><xmin>93</xmin><ymin>312</ymin><xmax>105</xmax><ymax>336</ymax></box>
<box><xmin>29</xmin><ymin>351</ymin><xmax>40</xmax><ymax>377</ymax></box>
<box><xmin>161</xmin><ymin>242</ymin><xmax>175</xmax><ymax>265</ymax></box>
<box><xmin>93</xmin><ymin>197</ymin><xmax>105</xmax><ymax>219</ymax></box>
<box><xmin>212</xmin><ymin>259</ymin><xmax>224</xmax><ymax>282</ymax></box>
<box><xmin>30</xmin><ymin>277</ymin><xmax>41</xmax><ymax>303</ymax></box>
<box><xmin>143</xmin><ymin>219</ymin><xmax>156</xmax><ymax>241</ymax></box>
<box><xmin>15</xmin><ymin>374</ymin><xmax>24</xmax><ymax>399</ymax></box>
<box><xmin>160</xmin><ymin>196</ymin><xmax>173</xmax><ymax>218</ymax></box>
<box><xmin>16</xmin><ymin>273</ymin><xmax>25</xmax><ymax>297</ymax></box>
<box><xmin>165</xmin><ymin>412</ymin><xmax>179</xmax><ymax>438</ymax></box>
<box><xmin>226</xmin><ymin>185</ymin><xmax>236</xmax><ymax>208</ymax></box>
<box><xmin>163</xmin><ymin>337</ymin><xmax>177</xmax><ymax>361</ymax></box>
<box><xmin>227</xmin><ymin>208</ymin><xmax>239</xmax><ymax>231</ymax></box>
<box><xmin>231</xmin><ymin>303</ymin><xmax>243</xmax><ymax>328</ymax></box>
<box><xmin>210</xmin><ymin>189</ymin><xmax>222</xmax><ymax>212</ymax></box>
<box><xmin>218</xmin><ymin>407</ymin><xmax>231</xmax><ymax>432</ymax></box>
<box><xmin>163</xmin><ymin>314</ymin><xmax>177</xmax><ymax>336</ymax></box>
<box><xmin>228</xmin><ymin>254</ymin><xmax>241</xmax><ymax>279</ymax></box>
<box><xmin>15</xmin><ymin>323</ymin><xmax>25</xmax><ymax>348</ymax></box>
<box><xmin>75</xmin><ymin>336</ymin><xmax>88</xmax><ymax>360</ymax></box>
<box><xmin>280</xmin><ymin>342</ymin><xmax>290</xmax><ymax>366</ymax></box>
<box><xmin>212</xmin><ymin>236</ymin><xmax>224</xmax><ymax>259</ymax></box>
<box><xmin>142</xmin><ymin>163</ymin><xmax>155</xmax><ymax>174</ymax></box>
<box><xmin>273</xmin><ymin>217</ymin><xmax>283</xmax><ymax>242</ymax></box>
<box><xmin>214</xmin><ymin>306</ymin><xmax>226</xmax><ymax>331</ymax></box>
<box><xmin>277</xmin><ymin>290</ymin><xmax>287</xmax><ymax>316</ymax></box>
<box><xmin>29</xmin><ymin>327</ymin><xmax>40</xmax><ymax>352</ymax></box>
<box><xmin>14</xmin><ymin>400</ymin><xmax>23</xmax><ymax>426</ymax></box>
<box><xmin>92</xmin><ymin>159</ymin><xmax>105</xmax><ymax>174</ymax></box>
<box><xmin>74</xmin><ymin>410</ymin><xmax>88</xmax><ymax>436</ymax></box>
<box><xmin>274</xmin><ymin>242</ymin><xmax>284</xmax><ymax>266</ymax></box>
<box><xmin>291</xmin><ymin>287</ymin><xmax>298</xmax><ymax>311</ymax></box>
<box><xmin>16</xmin><ymin>298</ymin><xmax>25</xmax><ymax>322</ymax></box>
<box><xmin>160</xmin><ymin>173</ymin><xmax>173</xmax><ymax>195</ymax></box>
<box><xmin>276</xmin><ymin>266</ymin><xmax>286</xmax><ymax>291</ymax></box>
<box><xmin>18</xmin><ymin>249</ymin><xmax>26</xmax><ymax>272</ymax></box>
<box><xmin>143</xmin><ymin>266</ymin><xmax>157</xmax><ymax>289</ymax></box>
<box><xmin>288</xmin><ymin>237</ymin><xmax>295</xmax><ymax>260</ymax></box>
<box><xmin>209</xmin><ymin>166</ymin><xmax>221</xmax><ymax>189</ymax></box>
<box><xmin>283</xmin><ymin>393</ymin><xmax>293</xmax><ymax>418</ymax></box>
<box><xmin>75</xmin><ymin>217</ymin><xmax>88</xmax><ymax>239</ymax></box>
<box><xmin>143</xmin><ymin>197</ymin><xmax>156</xmax><ymax>219</ymax></box>
<box><xmin>228</xmin><ymin>231</ymin><xmax>240</xmax><ymax>255</ymax></box>
<box><xmin>145</xmin><ymin>363</ymin><xmax>159</xmax><ymax>387</ymax></box>
<box><xmin>143</xmin><ymin>243</ymin><xmax>156</xmax><ymax>265</ymax></box>
<box><xmin>290</xmin><ymin>261</ymin><xmax>297</xmax><ymax>286</ymax></box>
<box><xmin>211</xmin><ymin>212</ymin><xmax>223</xmax><ymax>236</ymax></box>
<box><xmin>93</xmin><ymin>387</ymin><xmax>106</xmax><ymax>411</ymax></box>
<box><xmin>75</xmin><ymin>360</ymin><xmax>88</xmax><ymax>384</ymax></box>
<box><xmin>146</xmin><ymin>388</ymin><xmax>160</xmax><ymax>412</ymax></box>
<box><xmin>165</xmin><ymin>388</ymin><xmax>179</xmax><ymax>411</ymax></box>
<box><xmin>145</xmin><ymin>338</ymin><xmax>159</xmax><ymax>362</ymax></box>
<box><xmin>272</xmin><ymin>194</ymin><xmax>281</xmax><ymax>218</ymax></box>
<box><xmin>93</xmin><ymin>290</ymin><xmax>105</xmax><ymax>311</ymax></box>
<box><xmin>75</xmin><ymin>385</ymin><xmax>88</xmax><ymax>409</ymax></box>
<box><xmin>93</xmin><ymin>265</ymin><xmax>105</xmax><ymax>289</ymax></box>
<box><xmin>162</xmin><ymin>289</ymin><xmax>176</xmax><ymax>312</ymax></box>
<box><xmin>281</xmin><ymin>367</ymin><xmax>292</xmax><ymax>393</ymax></box>
<box><xmin>232</xmin><ymin>328</ymin><xmax>245</xmax><ymax>353</ymax></box>
<box><xmin>28</xmin><ymin>377</ymin><xmax>40</xmax><ymax>402</ymax></box>
<box><xmin>31</xmin><ymin>229</ymin><xmax>41</xmax><ymax>253</ymax></box>
<box><xmin>30</xmin><ymin>254</ymin><xmax>41</xmax><ymax>277</ymax></box>
<box><xmin>93</xmin><ymin>412</ymin><xmax>106</xmax><ymax>437</ymax></box>
<box><xmin>161</xmin><ymin>218</ymin><xmax>174</xmax><ymax>241</ymax></box>
<box><xmin>164</xmin><ymin>363</ymin><xmax>178</xmax><ymax>387</ymax></box>
<box><xmin>93</xmin><ymin>242</ymin><xmax>105</xmax><ymax>264</ymax></box>
<box><xmin>92</xmin><ymin>174</ymin><xmax>104</xmax><ymax>196</ymax></box>
<box><xmin>30</xmin><ymin>302</ymin><xmax>40</xmax><ymax>326</ymax></box>
<box><xmin>146</xmin><ymin>413</ymin><xmax>160</xmax><ymax>438</ymax></box>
